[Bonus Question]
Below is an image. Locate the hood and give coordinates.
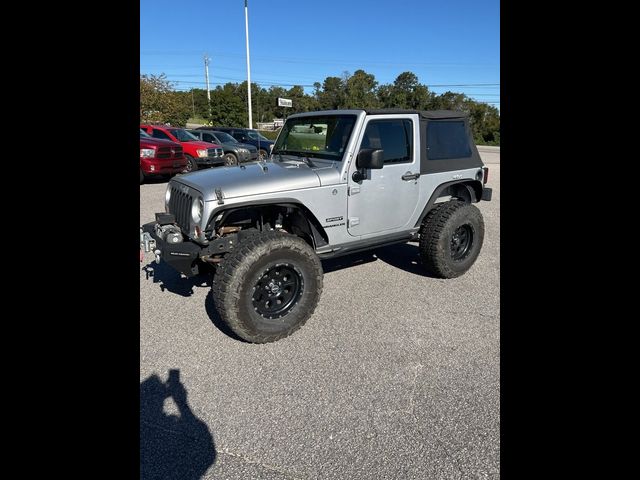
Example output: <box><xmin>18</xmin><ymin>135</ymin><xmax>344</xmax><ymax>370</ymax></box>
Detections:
<box><xmin>184</xmin><ymin>140</ymin><xmax>221</xmax><ymax>149</ymax></box>
<box><xmin>140</xmin><ymin>137</ymin><xmax>180</xmax><ymax>148</ymax></box>
<box><xmin>174</xmin><ymin>160</ymin><xmax>323</xmax><ymax>201</ymax></box>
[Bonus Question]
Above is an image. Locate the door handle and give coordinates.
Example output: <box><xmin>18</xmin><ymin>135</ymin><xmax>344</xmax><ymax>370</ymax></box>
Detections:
<box><xmin>402</xmin><ymin>172</ymin><xmax>420</xmax><ymax>181</ymax></box>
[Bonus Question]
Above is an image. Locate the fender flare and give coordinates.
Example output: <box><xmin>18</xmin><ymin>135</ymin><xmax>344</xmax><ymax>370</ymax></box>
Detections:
<box><xmin>415</xmin><ymin>180</ymin><xmax>483</xmax><ymax>228</ymax></box>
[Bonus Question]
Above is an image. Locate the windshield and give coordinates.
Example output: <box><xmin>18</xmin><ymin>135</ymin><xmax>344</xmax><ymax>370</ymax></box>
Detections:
<box><xmin>140</xmin><ymin>129</ymin><xmax>151</xmax><ymax>138</ymax></box>
<box><xmin>212</xmin><ymin>131</ymin><xmax>238</xmax><ymax>144</ymax></box>
<box><xmin>272</xmin><ymin>115</ymin><xmax>356</xmax><ymax>161</ymax></box>
<box><xmin>168</xmin><ymin>128</ymin><xmax>199</xmax><ymax>142</ymax></box>
<box><xmin>246</xmin><ymin>130</ymin><xmax>270</xmax><ymax>141</ymax></box>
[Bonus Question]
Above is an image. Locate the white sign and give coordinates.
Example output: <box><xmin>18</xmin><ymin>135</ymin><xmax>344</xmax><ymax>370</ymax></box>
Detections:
<box><xmin>277</xmin><ymin>97</ymin><xmax>293</xmax><ymax>107</ymax></box>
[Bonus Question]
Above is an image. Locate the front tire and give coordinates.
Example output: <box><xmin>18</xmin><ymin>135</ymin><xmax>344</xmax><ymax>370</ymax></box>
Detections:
<box><xmin>183</xmin><ymin>154</ymin><xmax>198</xmax><ymax>173</ymax></box>
<box><xmin>224</xmin><ymin>153</ymin><xmax>238</xmax><ymax>166</ymax></box>
<box><xmin>258</xmin><ymin>149</ymin><xmax>268</xmax><ymax>161</ymax></box>
<box><xmin>419</xmin><ymin>201</ymin><xmax>485</xmax><ymax>278</ymax></box>
<box><xmin>212</xmin><ymin>231</ymin><xmax>323</xmax><ymax>343</ymax></box>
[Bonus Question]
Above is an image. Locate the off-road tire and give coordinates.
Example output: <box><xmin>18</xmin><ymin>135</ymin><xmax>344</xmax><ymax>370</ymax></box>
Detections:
<box><xmin>419</xmin><ymin>201</ymin><xmax>485</xmax><ymax>278</ymax></box>
<box><xmin>212</xmin><ymin>231</ymin><xmax>323</xmax><ymax>343</ymax></box>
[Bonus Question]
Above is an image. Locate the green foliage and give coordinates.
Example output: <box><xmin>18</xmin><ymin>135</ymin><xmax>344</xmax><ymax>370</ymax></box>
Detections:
<box><xmin>141</xmin><ymin>70</ymin><xmax>499</xmax><ymax>145</ymax></box>
<box><xmin>140</xmin><ymin>74</ymin><xmax>191</xmax><ymax>126</ymax></box>
<box><xmin>344</xmin><ymin>70</ymin><xmax>379</xmax><ymax>109</ymax></box>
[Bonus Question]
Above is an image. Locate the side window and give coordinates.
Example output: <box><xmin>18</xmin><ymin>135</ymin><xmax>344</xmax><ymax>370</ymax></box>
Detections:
<box><xmin>426</xmin><ymin>121</ymin><xmax>471</xmax><ymax>160</ymax></box>
<box><xmin>151</xmin><ymin>129</ymin><xmax>172</xmax><ymax>141</ymax></box>
<box><xmin>202</xmin><ymin>133</ymin><xmax>214</xmax><ymax>142</ymax></box>
<box><xmin>361</xmin><ymin>119</ymin><xmax>413</xmax><ymax>164</ymax></box>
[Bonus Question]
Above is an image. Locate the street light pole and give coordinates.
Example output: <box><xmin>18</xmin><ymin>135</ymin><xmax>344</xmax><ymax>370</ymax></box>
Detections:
<box><xmin>204</xmin><ymin>54</ymin><xmax>211</xmax><ymax>118</ymax></box>
<box><xmin>244</xmin><ymin>0</ymin><xmax>253</xmax><ymax>129</ymax></box>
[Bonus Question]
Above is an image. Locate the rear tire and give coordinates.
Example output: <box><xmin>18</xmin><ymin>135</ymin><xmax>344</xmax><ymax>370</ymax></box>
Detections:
<box><xmin>419</xmin><ymin>201</ymin><xmax>485</xmax><ymax>278</ymax></box>
<box><xmin>212</xmin><ymin>231</ymin><xmax>323</xmax><ymax>343</ymax></box>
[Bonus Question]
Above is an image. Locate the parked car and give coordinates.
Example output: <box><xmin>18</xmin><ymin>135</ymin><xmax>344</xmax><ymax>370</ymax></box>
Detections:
<box><xmin>187</xmin><ymin>129</ymin><xmax>258</xmax><ymax>165</ymax></box>
<box><xmin>139</xmin><ymin>129</ymin><xmax>187</xmax><ymax>184</ymax></box>
<box><xmin>197</xmin><ymin>126</ymin><xmax>274</xmax><ymax>160</ymax></box>
<box><xmin>140</xmin><ymin>124</ymin><xmax>225</xmax><ymax>172</ymax></box>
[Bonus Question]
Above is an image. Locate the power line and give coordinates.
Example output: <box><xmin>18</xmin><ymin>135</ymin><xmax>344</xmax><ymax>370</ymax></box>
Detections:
<box><xmin>158</xmin><ymin>78</ymin><xmax>500</xmax><ymax>90</ymax></box>
<box><xmin>144</xmin><ymin>72</ymin><xmax>500</xmax><ymax>88</ymax></box>
<box><xmin>140</xmin><ymin>50</ymin><xmax>497</xmax><ymax>69</ymax></box>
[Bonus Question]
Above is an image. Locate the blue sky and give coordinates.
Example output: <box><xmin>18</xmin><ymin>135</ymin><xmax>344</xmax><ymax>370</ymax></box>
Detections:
<box><xmin>140</xmin><ymin>0</ymin><xmax>499</xmax><ymax>107</ymax></box>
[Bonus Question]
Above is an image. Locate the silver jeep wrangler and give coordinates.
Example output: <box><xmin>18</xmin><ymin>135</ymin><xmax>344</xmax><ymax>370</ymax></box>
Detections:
<box><xmin>140</xmin><ymin>109</ymin><xmax>492</xmax><ymax>343</ymax></box>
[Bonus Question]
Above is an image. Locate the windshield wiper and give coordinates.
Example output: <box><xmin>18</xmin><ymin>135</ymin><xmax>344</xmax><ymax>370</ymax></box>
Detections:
<box><xmin>273</xmin><ymin>150</ymin><xmax>316</xmax><ymax>167</ymax></box>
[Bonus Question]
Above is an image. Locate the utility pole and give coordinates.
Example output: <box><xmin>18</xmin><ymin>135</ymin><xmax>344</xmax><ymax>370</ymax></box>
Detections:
<box><xmin>244</xmin><ymin>0</ymin><xmax>253</xmax><ymax>129</ymax></box>
<box><xmin>204</xmin><ymin>54</ymin><xmax>211</xmax><ymax>117</ymax></box>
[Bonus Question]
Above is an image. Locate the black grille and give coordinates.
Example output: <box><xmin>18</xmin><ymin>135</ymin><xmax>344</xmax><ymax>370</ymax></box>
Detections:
<box><xmin>168</xmin><ymin>187</ymin><xmax>192</xmax><ymax>232</ymax></box>
<box><xmin>156</xmin><ymin>146</ymin><xmax>183</xmax><ymax>159</ymax></box>
<box><xmin>207</xmin><ymin>148</ymin><xmax>223</xmax><ymax>157</ymax></box>
<box><xmin>156</xmin><ymin>147</ymin><xmax>171</xmax><ymax>159</ymax></box>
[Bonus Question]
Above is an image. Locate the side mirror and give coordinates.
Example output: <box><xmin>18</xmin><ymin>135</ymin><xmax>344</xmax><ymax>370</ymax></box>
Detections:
<box><xmin>356</xmin><ymin>148</ymin><xmax>384</xmax><ymax>169</ymax></box>
<box><xmin>269</xmin><ymin>144</ymin><xmax>274</xmax><ymax>152</ymax></box>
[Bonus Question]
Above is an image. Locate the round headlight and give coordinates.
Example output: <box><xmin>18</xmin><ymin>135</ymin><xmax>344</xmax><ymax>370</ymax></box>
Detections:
<box><xmin>191</xmin><ymin>196</ymin><xmax>204</xmax><ymax>223</ymax></box>
<box><xmin>165</xmin><ymin>185</ymin><xmax>171</xmax><ymax>212</ymax></box>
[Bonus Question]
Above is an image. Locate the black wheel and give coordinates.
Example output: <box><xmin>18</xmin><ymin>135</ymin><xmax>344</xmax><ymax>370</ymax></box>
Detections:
<box><xmin>258</xmin><ymin>149</ymin><xmax>268</xmax><ymax>161</ymax></box>
<box><xmin>140</xmin><ymin>168</ymin><xmax>144</xmax><ymax>184</ymax></box>
<box><xmin>212</xmin><ymin>231</ymin><xmax>323</xmax><ymax>343</ymax></box>
<box><xmin>183</xmin><ymin>154</ymin><xmax>198</xmax><ymax>173</ymax></box>
<box><xmin>419</xmin><ymin>201</ymin><xmax>485</xmax><ymax>278</ymax></box>
<box><xmin>224</xmin><ymin>153</ymin><xmax>238</xmax><ymax>166</ymax></box>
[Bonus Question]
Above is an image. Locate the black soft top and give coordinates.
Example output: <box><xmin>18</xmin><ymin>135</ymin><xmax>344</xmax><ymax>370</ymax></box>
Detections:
<box><xmin>365</xmin><ymin>109</ymin><xmax>466</xmax><ymax>119</ymax></box>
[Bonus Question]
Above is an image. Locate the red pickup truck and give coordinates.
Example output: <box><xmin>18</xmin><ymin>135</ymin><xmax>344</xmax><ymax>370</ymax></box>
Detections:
<box><xmin>140</xmin><ymin>129</ymin><xmax>187</xmax><ymax>184</ymax></box>
<box><xmin>140</xmin><ymin>124</ymin><xmax>225</xmax><ymax>172</ymax></box>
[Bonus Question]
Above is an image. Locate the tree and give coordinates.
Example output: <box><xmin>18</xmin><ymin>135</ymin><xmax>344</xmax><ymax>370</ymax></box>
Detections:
<box><xmin>317</xmin><ymin>76</ymin><xmax>345</xmax><ymax>110</ymax></box>
<box><xmin>140</xmin><ymin>69</ymin><xmax>499</xmax><ymax>144</ymax></box>
<box><xmin>209</xmin><ymin>83</ymin><xmax>247</xmax><ymax>126</ymax></box>
<box><xmin>378</xmin><ymin>72</ymin><xmax>435</xmax><ymax>110</ymax></box>
<box><xmin>344</xmin><ymin>70</ymin><xmax>379</xmax><ymax>109</ymax></box>
<box><xmin>140</xmin><ymin>74</ymin><xmax>191</xmax><ymax>126</ymax></box>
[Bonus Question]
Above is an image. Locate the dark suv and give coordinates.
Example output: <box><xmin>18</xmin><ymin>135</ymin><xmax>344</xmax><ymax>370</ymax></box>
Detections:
<box><xmin>186</xmin><ymin>129</ymin><xmax>258</xmax><ymax>166</ymax></box>
<box><xmin>198</xmin><ymin>127</ymin><xmax>274</xmax><ymax>160</ymax></box>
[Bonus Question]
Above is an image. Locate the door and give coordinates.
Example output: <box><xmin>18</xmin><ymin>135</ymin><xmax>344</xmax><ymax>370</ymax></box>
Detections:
<box><xmin>201</xmin><ymin>132</ymin><xmax>216</xmax><ymax>143</ymax></box>
<box><xmin>347</xmin><ymin>116</ymin><xmax>420</xmax><ymax>237</ymax></box>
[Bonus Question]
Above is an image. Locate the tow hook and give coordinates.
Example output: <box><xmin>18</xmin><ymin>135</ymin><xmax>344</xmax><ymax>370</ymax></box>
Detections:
<box><xmin>140</xmin><ymin>228</ymin><xmax>157</xmax><ymax>263</ymax></box>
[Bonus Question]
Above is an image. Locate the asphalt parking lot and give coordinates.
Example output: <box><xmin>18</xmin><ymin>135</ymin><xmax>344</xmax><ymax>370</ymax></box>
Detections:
<box><xmin>140</xmin><ymin>154</ymin><xmax>500</xmax><ymax>479</ymax></box>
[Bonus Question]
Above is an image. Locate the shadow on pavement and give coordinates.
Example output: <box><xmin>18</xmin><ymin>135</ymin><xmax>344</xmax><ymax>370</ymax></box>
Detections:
<box><xmin>373</xmin><ymin>242</ymin><xmax>441</xmax><ymax>278</ymax></box>
<box><xmin>140</xmin><ymin>370</ymin><xmax>216</xmax><ymax>480</ymax></box>
<box><xmin>142</xmin><ymin>261</ymin><xmax>212</xmax><ymax>297</ymax></box>
<box><xmin>141</xmin><ymin>242</ymin><xmax>437</xmax><ymax>343</ymax></box>
<box><xmin>321</xmin><ymin>251</ymin><xmax>378</xmax><ymax>273</ymax></box>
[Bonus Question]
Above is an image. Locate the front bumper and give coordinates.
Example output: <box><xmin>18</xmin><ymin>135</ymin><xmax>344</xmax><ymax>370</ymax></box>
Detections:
<box><xmin>196</xmin><ymin>156</ymin><xmax>225</xmax><ymax>167</ymax></box>
<box><xmin>141</xmin><ymin>158</ymin><xmax>187</xmax><ymax>175</ymax></box>
<box><xmin>141</xmin><ymin>221</ymin><xmax>204</xmax><ymax>276</ymax></box>
<box><xmin>237</xmin><ymin>150</ymin><xmax>258</xmax><ymax>162</ymax></box>
<box><xmin>140</xmin><ymin>214</ymin><xmax>237</xmax><ymax>277</ymax></box>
